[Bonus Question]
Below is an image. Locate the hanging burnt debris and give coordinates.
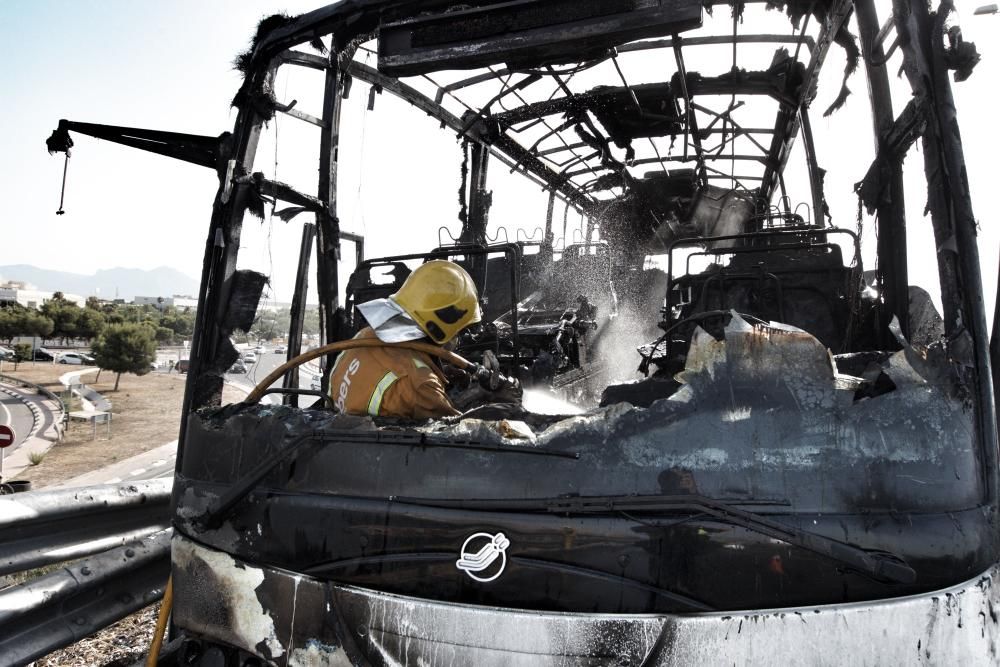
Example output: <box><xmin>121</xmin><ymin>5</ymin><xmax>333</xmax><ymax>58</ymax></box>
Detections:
<box><xmin>44</xmin><ymin>0</ymin><xmax>1000</xmax><ymax>664</ymax></box>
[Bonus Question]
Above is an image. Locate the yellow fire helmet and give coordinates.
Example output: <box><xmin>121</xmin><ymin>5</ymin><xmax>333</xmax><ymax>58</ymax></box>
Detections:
<box><xmin>392</xmin><ymin>260</ymin><xmax>483</xmax><ymax>344</ymax></box>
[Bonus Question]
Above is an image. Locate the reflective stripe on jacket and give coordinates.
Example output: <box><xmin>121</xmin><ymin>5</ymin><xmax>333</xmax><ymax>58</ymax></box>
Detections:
<box><xmin>328</xmin><ymin>327</ymin><xmax>459</xmax><ymax>419</ymax></box>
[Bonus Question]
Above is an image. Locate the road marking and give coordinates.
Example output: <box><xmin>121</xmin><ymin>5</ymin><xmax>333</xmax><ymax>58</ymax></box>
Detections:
<box><xmin>130</xmin><ymin>468</ymin><xmax>147</xmax><ymax>476</ymax></box>
<box><xmin>0</xmin><ymin>394</ymin><xmax>11</xmax><ymax>427</ymax></box>
<box><xmin>153</xmin><ymin>459</ymin><xmax>166</xmax><ymax>466</ymax></box>
<box><xmin>106</xmin><ymin>477</ymin><xmax>122</xmax><ymax>484</ymax></box>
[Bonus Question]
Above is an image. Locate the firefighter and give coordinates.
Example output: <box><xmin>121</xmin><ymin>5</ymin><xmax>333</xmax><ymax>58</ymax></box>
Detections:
<box><xmin>329</xmin><ymin>260</ymin><xmax>484</xmax><ymax>419</ymax></box>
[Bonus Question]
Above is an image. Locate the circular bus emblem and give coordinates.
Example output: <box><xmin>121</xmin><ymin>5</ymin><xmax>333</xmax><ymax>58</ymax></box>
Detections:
<box><xmin>456</xmin><ymin>532</ymin><xmax>510</xmax><ymax>583</ymax></box>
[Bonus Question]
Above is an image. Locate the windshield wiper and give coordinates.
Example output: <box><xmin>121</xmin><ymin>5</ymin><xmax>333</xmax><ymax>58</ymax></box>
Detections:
<box><xmin>391</xmin><ymin>493</ymin><xmax>917</xmax><ymax>585</ymax></box>
<box><xmin>198</xmin><ymin>430</ymin><xmax>577</xmax><ymax>529</ymax></box>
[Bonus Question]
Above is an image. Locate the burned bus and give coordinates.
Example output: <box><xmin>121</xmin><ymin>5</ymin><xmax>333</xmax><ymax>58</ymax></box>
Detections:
<box><xmin>48</xmin><ymin>0</ymin><xmax>1000</xmax><ymax>664</ymax></box>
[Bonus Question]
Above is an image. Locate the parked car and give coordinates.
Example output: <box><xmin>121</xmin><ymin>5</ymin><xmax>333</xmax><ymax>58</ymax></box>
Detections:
<box><xmin>0</xmin><ymin>346</ymin><xmax>14</xmax><ymax>361</ymax></box>
<box><xmin>33</xmin><ymin>348</ymin><xmax>55</xmax><ymax>362</ymax></box>
<box><xmin>58</xmin><ymin>352</ymin><xmax>95</xmax><ymax>365</ymax></box>
<box><xmin>228</xmin><ymin>360</ymin><xmax>248</xmax><ymax>374</ymax></box>
<box><xmin>176</xmin><ymin>359</ymin><xmax>191</xmax><ymax>373</ymax></box>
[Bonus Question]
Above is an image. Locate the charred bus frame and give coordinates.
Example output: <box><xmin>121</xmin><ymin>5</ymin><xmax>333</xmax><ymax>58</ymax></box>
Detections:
<box><xmin>44</xmin><ymin>0</ymin><xmax>1000</xmax><ymax>664</ymax></box>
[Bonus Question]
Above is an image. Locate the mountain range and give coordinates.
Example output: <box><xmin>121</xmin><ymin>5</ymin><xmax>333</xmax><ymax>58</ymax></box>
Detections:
<box><xmin>0</xmin><ymin>265</ymin><xmax>200</xmax><ymax>302</ymax></box>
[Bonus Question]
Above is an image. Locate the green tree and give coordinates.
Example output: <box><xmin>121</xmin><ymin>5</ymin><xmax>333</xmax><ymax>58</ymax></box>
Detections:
<box><xmin>155</xmin><ymin>326</ymin><xmax>174</xmax><ymax>345</ymax></box>
<box><xmin>0</xmin><ymin>309</ymin><xmax>16</xmax><ymax>344</ymax></box>
<box><xmin>20</xmin><ymin>312</ymin><xmax>54</xmax><ymax>340</ymax></box>
<box><xmin>303</xmin><ymin>308</ymin><xmax>320</xmax><ymax>336</ymax></box>
<box><xmin>91</xmin><ymin>323</ymin><xmax>157</xmax><ymax>391</ymax></box>
<box><xmin>12</xmin><ymin>343</ymin><xmax>31</xmax><ymax>370</ymax></box>
<box><xmin>41</xmin><ymin>298</ymin><xmax>81</xmax><ymax>344</ymax></box>
<box><xmin>76</xmin><ymin>308</ymin><xmax>107</xmax><ymax>342</ymax></box>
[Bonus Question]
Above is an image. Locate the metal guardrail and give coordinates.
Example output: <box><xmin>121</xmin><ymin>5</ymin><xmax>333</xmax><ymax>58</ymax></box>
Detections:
<box><xmin>0</xmin><ymin>480</ymin><xmax>172</xmax><ymax>666</ymax></box>
<box><xmin>0</xmin><ymin>371</ymin><xmax>65</xmax><ymax>406</ymax></box>
<box><xmin>0</xmin><ymin>479</ymin><xmax>171</xmax><ymax>576</ymax></box>
<box><xmin>0</xmin><ymin>529</ymin><xmax>170</xmax><ymax>667</ymax></box>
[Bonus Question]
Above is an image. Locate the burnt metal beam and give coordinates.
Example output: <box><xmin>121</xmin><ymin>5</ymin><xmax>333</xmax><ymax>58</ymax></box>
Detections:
<box><xmin>176</xmin><ymin>66</ymin><xmax>275</xmax><ymax>473</ymax></box>
<box><xmin>347</xmin><ymin>59</ymin><xmax>588</xmax><ymax>213</ymax></box>
<box><xmin>856</xmin><ymin>0</ymin><xmax>909</xmax><ymax>342</ymax></box>
<box><xmin>893</xmin><ymin>0</ymin><xmax>997</xmax><ymax>503</ymax></box>
<box><xmin>255</xmin><ymin>175</ymin><xmax>327</xmax><ymax>212</ymax></box>
<box><xmin>52</xmin><ymin>120</ymin><xmax>225</xmax><ymax>170</ymax></box>
<box><xmin>797</xmin><ymin>108</ymin><xmax>826</xmax><ymax>225</ymax></box>
<box><xmin>278</xmin><ymin>104</ymin><xmax>327</xmax><ymax>128</ymax></box>
<box><xmin>436</xmin><ymin>33</ymin><xmax>819</xmax><ymax>97</ymax></box>
<box><xmin>563</xmin><ymin>153</ymin><xmax>765</xmax><ymax>180</ymax></box>
<box><xmin>284</xmin><ymin>223</ymin><xmax>316</xmax><ymax>406</ymax></box>
<box><xmin>619</xmin><ymin>33</ymin><xmax>816</xmax><ymax>57</ymax></box>
<box><xmin>277</xmin><ymin>49</ymin><xmax>328</xmax><ymax>70</ymax></box>
<box><xmin>761</xmin><ymin>0</ymin><xmax>854</xmax><ymax>201</ymax></box>
<box><xmin>348</xmin><ymin>60</ymin><xmax>466</xmax><ymax>134</ymax></box>
<box><xmin>314</xmin><ymin>43</ymin><xmax>349</xmax><ymax>390</ymax></box>
<box><xmin>462</xmin><ymin>142</ymin><xmax>492</xmax><ymax>245</ymax></box>
<box><xmin>493</xmin><ymin>72</ymin><xmax>793</xmax><ymax>130</ymax></box>
<box><xmin>672</xmin><ymin>37</ymin><xmax>706</xmax><ymax>181</ymax></box>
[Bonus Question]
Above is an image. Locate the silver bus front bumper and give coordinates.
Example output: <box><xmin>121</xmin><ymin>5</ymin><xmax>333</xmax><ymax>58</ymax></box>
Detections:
<box><xmin>172</xmin><ymin>533</ymin><xmax>1000</xmax><ymax>666</ymax></box>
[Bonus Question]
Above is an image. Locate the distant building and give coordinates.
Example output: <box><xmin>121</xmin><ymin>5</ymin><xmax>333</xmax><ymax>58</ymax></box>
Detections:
<box><xmin>133</xmin><ymin>295</ymin><xmax>199</xmax><ymax>311</ymax></box>
<box><xmin>0</xmin><ymin>281</ymin><xmax>85</xmax><ymax>308</ymax></box>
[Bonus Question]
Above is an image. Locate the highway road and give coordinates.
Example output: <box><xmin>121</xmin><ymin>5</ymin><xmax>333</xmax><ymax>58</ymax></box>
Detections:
<box><xmin>230</xmin><ymin>347</ymin><xmax>322</xmax><ymax>405</ymax></box>
<box><xmin>0</xmin><ymin>384</ymin><xmax>41</xmax><ymax>451</ymax></box>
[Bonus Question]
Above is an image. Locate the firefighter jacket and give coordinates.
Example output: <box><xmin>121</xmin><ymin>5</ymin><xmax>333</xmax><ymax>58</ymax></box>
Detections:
<box><xmin>328</xmin><ymin>327</ymin><xmax>460</xmax><ymax>419</ymax></box>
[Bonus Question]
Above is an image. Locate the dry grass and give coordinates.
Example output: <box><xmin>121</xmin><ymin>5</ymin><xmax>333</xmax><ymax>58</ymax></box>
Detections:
<box><xmin>6</xmin><ymin>362</ymin><xmax>248</xmax><ymax>487</ymax></box>
<box><xmin>29</xmin><ymin>603</ymin><xmax>161</xmax><ymax>667</ymax></box>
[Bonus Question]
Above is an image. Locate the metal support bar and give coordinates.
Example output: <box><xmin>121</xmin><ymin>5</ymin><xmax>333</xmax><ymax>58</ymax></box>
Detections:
<box><xmin>436</xmin><ymin>34</ymin><xmax>819</xmax><ymax>96</ymax></box>
<box><xmin>284</xmin><ymin>223</ymin><xmax>316</xmax><ymax>406</ymax></box>
<box><xmin>255</xmin><ymin>176</ymin><xmax>327</xmax><ymax>212</ymax></box>
<box><xmin>315</xmin><ymin>44</ymin><xmax>348</xmax><ymax>390</ymax></box>
<box><xmin>54</xmin><ymin>120</ymin><xmax>224</xmax><ymax>170</ymax></box>
<box><xmin>462</xmin><ymin>142</ymin><xmax>491</xmax><ymax>245</ymax></box>
<box><xmin>855</xmin><ymin>0</ymin><xmax>909</xmax><ymax>342</ymax></box>
<box><xmin>798</xmin><ymin>109</ymin><xmax>826</xmax><ymax>225</ymax></box>
<box><xmin>176</xmin><ymin>65</ymin><xmax>275</xmax><ymax>474</ymax></box>
<box><xmin>346</xmin><ymin>60</ymin><xmax>590</xmax><ymax>213</ymax></box>
<box><xmin>760</xmin><ymin>0</ymin><xmax>854</xmax><ymax>201</ymax></box>
<box><xmin>278</xmin><ymin>104</ymin><xmax>327</xmax><ymax>128</ymax></box>
<box><xmin>675</xmin><ymin>38</ymin><xmax>707</xmax><ymax>183</ymax></box>
<box><xmin>893</xmin><ymin>0</ymin><xmax>997</xmax><ymax>504</ymax></box>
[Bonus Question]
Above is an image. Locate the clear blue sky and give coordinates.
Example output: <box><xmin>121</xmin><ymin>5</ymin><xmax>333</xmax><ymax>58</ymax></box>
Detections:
<box><xmin>1</xmin><ymin>2</ymin><xmax>997</xmax><ymax>319</ymax></box>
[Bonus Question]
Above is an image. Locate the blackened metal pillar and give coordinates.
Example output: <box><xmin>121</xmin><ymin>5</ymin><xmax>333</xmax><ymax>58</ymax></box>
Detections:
<box><xmin>284</xmin><ymin>222</ymin><xmax>316</xmax><ymax>406</ymax></box>
<box><xmin>856</xmin><ymin>0</ymin><xmax>909</xmax><ymax>341</ymax></box>
<box><xmin>315</xmin><ymin>45</ymin><xmax>347</xmax><ymax>389</ymax></box>
<box><xmin>175</xmin><ymin>68</ymin><xmax>274</xmax><ymax>474</ymax></box>
<box><xmin>461</xmin><ymin>142</ymin><xmax>491</xmax><ymax>245</ymax></box>
<box><xmin>894</xmin><ymin>0</ymin><xmax>997</xmax><ymax>503</ymax></box>
<box><xmin>542</xmin><ymin>189</ymin><xmax>556</xmax><ymax>262</ymax></box>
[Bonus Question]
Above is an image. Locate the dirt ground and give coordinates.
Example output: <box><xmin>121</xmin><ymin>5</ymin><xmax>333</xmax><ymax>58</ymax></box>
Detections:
<box><xmin>7</xmin><ymin>362</ymin><xmax>246</xmax><ymax>487</ymax></box>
